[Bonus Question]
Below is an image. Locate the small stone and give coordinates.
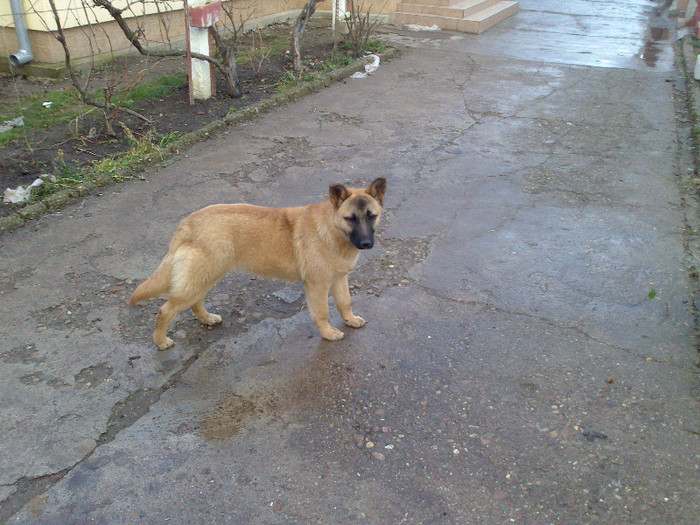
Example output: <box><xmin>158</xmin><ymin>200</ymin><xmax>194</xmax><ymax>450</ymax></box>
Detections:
<box><xmin>365</xmin><ymin>441</ymin><xmax>375</xmax><ymax>449</ymax></box>
<box><xmin>494</xmin><ymin>490</ymin><xmax>508</xmax><ymax>501</ymax></box>
<box><xmin>371</xmin><ymin>452</ymin><xmax>385</xmax><ymax>461</ymax></box>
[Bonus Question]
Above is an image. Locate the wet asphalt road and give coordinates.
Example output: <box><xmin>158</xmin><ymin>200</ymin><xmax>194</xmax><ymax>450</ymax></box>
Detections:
<box><xmin>1</xmin><ymin>0</ymin><xmax>699</xmax><ymax>523</ymax></box>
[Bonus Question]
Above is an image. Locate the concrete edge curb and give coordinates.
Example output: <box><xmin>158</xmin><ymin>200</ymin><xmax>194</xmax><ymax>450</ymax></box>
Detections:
<box><xmin>0</xmin><ymin>47</ymin><xmax>399</xmax><ymax>237</ymax></box>
<box><xmin>676</xmin><ymin>36</ymin><xmax>700</xmax><ymax>363</ymax></box>
<box><xmin>680</xmin><ymin>36</ymin><xmax>700</xmax><ymax>169</ymax></box>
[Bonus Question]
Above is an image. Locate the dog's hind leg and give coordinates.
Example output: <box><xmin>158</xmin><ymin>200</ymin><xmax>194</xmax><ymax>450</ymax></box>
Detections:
<box><xmin>152</xmin><ymin>249</ymin><xmax>219</xmax><ymax>350</ymax></box>
<box><xmin>331</xmin><ymin>274</ymin><xmax>366</xmax><ymax>328</ymax></box>
<box><xmin>154</xmin><ymin>297</ymin><xmax>186</xmax><ymax>350</ymax></box>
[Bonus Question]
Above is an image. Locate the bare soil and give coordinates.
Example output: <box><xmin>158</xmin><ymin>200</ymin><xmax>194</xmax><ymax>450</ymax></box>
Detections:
<box><xmin>0</xmin><ymin>20</ymin><xmax>347</xmax><ymax>217</ymax></box>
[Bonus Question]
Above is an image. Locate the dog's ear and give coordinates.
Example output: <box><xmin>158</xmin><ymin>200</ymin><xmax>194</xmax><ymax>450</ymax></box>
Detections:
<box><xmin>329</xmin><ymin>184</ymin><xmax>350</xmax><ymax>209</ymax></box>
<box><xmin>366</xmin><ymin>177</ymin><xmax>387</xmax><ymax>205</ymax></box>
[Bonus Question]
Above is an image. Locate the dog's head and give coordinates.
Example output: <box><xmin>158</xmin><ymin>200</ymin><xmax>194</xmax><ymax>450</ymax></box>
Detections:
<box><xmin>329</xmin><ymin>178</ymin><xmax>386</xmax><ymax>250</ymax></box>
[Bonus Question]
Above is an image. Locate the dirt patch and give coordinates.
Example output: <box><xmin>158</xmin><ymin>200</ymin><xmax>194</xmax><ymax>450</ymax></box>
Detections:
<box><xmin>0</xmin><ymin>19</ymin><xmax>370</xmax><ymax>217</ymax></box>
<box><xmin>199</xmin><ymin>393</ymin><xmax>260</xmax><ymax>440</ymax></box>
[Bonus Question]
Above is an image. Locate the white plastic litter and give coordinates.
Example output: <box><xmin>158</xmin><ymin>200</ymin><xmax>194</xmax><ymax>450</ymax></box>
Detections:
<box><xmin>695</xmin><ymin>55</ymin><xmax>700</xmax><ymax>80</ymax></box>
<box><xmin>351</xmin><ymin>54</ymin><xmax>380</xmax><ymax>79</ymax></box>
<box><xmin>42</xmin><ymin>102</ymin><xmax>53</xmax><ymax>108</ymax></box>
<box><xmin>0</xmin><ymin>117</ymin><xmax>24</xmax><ymax>134</ymax></box>
<box><xmin>405</xmin><ymin>24</ymin><xmax>440</xmax><ymax>31</ymax></box>
<box><xmin>3</xmin><ymin>174</ymin><xmax>57</xmax><ymax>204</ymax></box>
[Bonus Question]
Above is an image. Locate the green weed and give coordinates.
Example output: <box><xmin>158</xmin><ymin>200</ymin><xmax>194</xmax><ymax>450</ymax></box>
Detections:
<box><xmin>121</xmin><ymin>73</ymin><xmax>187</xmax><ymax>107</ymax></box>
<box><xmin>276</xmin><ymin>71</ymin><xmax>300</xmax><ymax>93</ymax></box>
<box><xmin>365</xmin><ymin>39</ymin><xmax>386</xmax><ymax>54</ymax></box>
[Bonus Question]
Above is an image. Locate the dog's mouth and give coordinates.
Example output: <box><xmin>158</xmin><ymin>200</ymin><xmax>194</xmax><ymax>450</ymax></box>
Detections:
<box><xmin>350</xmin><ymin>231</ymin><xmax>374</xmax><ymax>250</ymax></box>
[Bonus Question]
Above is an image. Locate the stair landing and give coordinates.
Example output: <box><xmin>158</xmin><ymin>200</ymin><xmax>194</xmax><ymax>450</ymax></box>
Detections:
<box><xmin>394</xmin><ymin>0</ymin><xmax>518</xmax><ymax>34</ymax></box>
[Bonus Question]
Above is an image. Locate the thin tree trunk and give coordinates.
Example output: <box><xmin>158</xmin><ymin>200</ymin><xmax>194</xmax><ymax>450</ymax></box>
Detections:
<box><xmin>210</xmin><ymin>25</ymin><xmax>242</xmax><ymax>97</ymax></box>
<box><xmin>293</xmin><ymin>0</ymin><xmax>319</xmax><ymax>71</ymax></box>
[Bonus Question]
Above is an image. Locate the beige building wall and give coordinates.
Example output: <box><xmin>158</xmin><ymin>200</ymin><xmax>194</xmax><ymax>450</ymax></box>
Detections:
<box><xmin>1</xmin><ymin>0</ymin><xmax>361</xmax><ymax>66</ymax></box>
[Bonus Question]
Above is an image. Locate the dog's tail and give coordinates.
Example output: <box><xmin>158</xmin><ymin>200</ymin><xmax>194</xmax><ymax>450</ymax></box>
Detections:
<box><xmin>128</xmin><ymin>254</ymin><xmax>173</xmax><ymax>306</ymax></box>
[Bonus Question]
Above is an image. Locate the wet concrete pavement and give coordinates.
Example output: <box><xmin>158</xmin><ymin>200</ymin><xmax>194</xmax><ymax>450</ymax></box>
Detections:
<box><xmin>1</xmin><ymin>0</ymin><xmax>699</xmax><ymax>523</ymax></box>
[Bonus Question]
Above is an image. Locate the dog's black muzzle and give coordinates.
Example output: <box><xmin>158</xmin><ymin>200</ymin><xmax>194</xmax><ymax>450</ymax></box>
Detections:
<box><xmin>350</xmin><ymin>225</ymin><xmax>374</xmax><ymax>250</ymax></box>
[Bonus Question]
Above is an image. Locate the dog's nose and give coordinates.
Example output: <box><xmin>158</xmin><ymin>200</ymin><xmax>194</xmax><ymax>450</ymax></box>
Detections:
<box><xmin>360</xmin><ymin>239</ymin><xmax>373</xmax><ymax>249</ymax></box>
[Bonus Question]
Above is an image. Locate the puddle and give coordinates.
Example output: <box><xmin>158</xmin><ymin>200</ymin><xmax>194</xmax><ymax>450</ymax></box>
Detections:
<box><xmin>641</xmin><ymin>24</ymin><xmax>670</xmax><ymax>67</ymax></box>
<box><xmin>641</xmin><ymin>40</ymin><xmax>661</xmax><ymax>67</ymax></box>
<box><xmin>650</xmin><ymin>27</ymin><xmax>670</xmax><ymax>41</ymax></box>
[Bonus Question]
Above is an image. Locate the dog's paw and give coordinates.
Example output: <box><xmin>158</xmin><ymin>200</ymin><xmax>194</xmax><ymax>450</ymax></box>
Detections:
<box><xmin>155</xmin><ymin>337</ymin><xmax>174</xmax><ymax>350</ymax></box>
<box><xmin>321</xmin><ymin>327</ymin><xmax>345</xmax><ymax>341</ymax></box>
<box><xmin>200</xmin><ymin>313</ymin><xmax>222</xmax><ymax>326</ymax></box>
<box><xmin>345</xmin><ymin>315</ymin><xmax>366</xmax><ymax>328</ymax></box>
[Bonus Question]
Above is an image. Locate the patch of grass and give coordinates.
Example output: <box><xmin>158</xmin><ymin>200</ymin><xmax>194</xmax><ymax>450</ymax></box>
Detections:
<box><xmin>28</xmin><ymin>130</ymin><xmax>179</xmax><ymax>202</ymax></box>
<box><xmin>30</xmin><ymin>150</ymin><xmax>83</xmax><ymax>200</ymax></box>
<box><xmin>121</xmin><ymin>73</ymin><xmax>187</xmax><ymax>107</ymax></box>
<box><xmin>335</xmin><ymin>38</ymin><xmax>386</xmax><ymax>57</ymax></box>
<box><xmin>0</xmin><ymin>74</ymin><xmax>187</xmax><ymax>148</ymax></box>
<box><xmin>93</xmin><ymin>130</ymin><xmax>161</xmax><ymax>175</ymax></box>
<box><xmin>0</xmin><ymin>88</ymin><xmax>80</xmax><ymax>148</ymax></box>
<box><xmin>365</xmin><ymin>39</ymin><xmax>386</xmax><ymax>54</ymax></box>
<box><xmin>237</xmin><ymin>40</ymin><xmax>288</xmax><ymax>66</ymax></box>
<box><xmin>275</xmin><ymin>54</ymin><xmax>356</xmax><ymax>93</ymax></box>
<box><xmin>276</xmin><ymin>71</ymin><xmax>300</xmax><ymax>93</ymax></box>
<box><xmin>158</xmin><ymin>131</ymin><xmax>183</xmax><ymax>148</ymax></box>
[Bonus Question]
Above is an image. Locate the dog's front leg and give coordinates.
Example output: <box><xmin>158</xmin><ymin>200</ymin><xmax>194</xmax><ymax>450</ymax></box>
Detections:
<box><xmin>331</xmin><ymin>274</ymin><xmax>366</xmax><ymax>329</ymax></box>
<box><xmin>305</xmin><ymin>281</ymin><xmax>345</xmax><ymax>340</ymax></box>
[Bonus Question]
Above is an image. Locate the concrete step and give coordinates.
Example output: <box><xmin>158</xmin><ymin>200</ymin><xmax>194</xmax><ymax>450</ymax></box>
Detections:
<box><xmin>402</xmin><ymin>0</ymin><xmax>464</xmax><ymax>6</ymax></box>
<box><xmin>395</xmin><ymin>0</ymin><xmax>518</xmax><ymax>34</ymax></box>
<box><xmin>396</xmin><ymin>0</ymin><xmax>499</xmax><ymax>18</ymax></box>
<box><xmin>461</xmin><ymin>0</ymin><xmax>519</xmax><ymax>33</ymax></box>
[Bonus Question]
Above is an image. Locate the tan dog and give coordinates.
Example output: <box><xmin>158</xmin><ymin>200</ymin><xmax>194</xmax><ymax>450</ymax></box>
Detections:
<box><xmin>129</xmin><ymin>178</ymin><xmax>387</xmax><ymax>349</ymax></box>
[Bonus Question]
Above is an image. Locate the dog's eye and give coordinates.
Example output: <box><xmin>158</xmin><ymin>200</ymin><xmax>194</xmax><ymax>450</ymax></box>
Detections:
<box><xmin>345</xmin><ymin>215</ymin><xmax>357</xmax><ymax>223</ymax></box>
<box><xmin>367</xmin><ymin>211</ymin><xmax>377</xmax><ymax>221</ymax></box>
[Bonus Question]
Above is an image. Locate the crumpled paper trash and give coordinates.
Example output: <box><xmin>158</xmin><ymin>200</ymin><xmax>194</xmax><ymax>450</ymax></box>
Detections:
<box><xmin>0</xmin><ymin>116</ymin><xmax>24</xmax><ymax>134</ymax></box>
<box><xmin>3</xmin><ymin>174</ymin><xmax>57</xmax><ymax>204</ymax></box>
<box><xmin>351</xmin><ymin>54</ymin><xmax>380</xmax><ymax>79</ymax></box>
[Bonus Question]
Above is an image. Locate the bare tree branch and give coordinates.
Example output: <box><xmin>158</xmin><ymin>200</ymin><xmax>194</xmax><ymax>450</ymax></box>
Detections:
<box><xmin>92</xmin><ymin>0</ymin><xmax>242</xmax><ymax>97</ymax></box>
<box><xmin>47</xmin><ymin>0</ymin><xmax>151</xmax><ymax>134</ymax></box>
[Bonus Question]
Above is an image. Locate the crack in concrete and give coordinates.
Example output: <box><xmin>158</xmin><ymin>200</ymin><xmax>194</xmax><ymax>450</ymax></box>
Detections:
<box><xmin>2</xmin><ymin>225</ymin><xmax>426</xmax><ymax>519</ymax></box>
<box><xmin>0</xmin><ymin>353</ymin><xmax>200</xmax><ymax>522</ymax></box>
<box><xmin>413</xmin><ymin>282</ymin><xmax>697</xmax><ymax>373</ymax></box>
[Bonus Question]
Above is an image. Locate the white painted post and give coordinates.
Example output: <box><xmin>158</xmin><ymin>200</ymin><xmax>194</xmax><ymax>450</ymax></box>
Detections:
<box><xmin>188</xmin><ymin>0</ymin><xmax>212</xmax><ymax>101</ymax></box>
<box><xmin>337</xmin><ymin>0</ymin><xmax>348</xmax><ymax>34</ymax></box>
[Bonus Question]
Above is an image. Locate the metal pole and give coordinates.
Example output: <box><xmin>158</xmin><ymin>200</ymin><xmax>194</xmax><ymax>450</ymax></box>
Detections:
<box><xmin>9</xmin><ymin>0</ymin><xmax>34</xmax><ymax>66</ymax></box>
